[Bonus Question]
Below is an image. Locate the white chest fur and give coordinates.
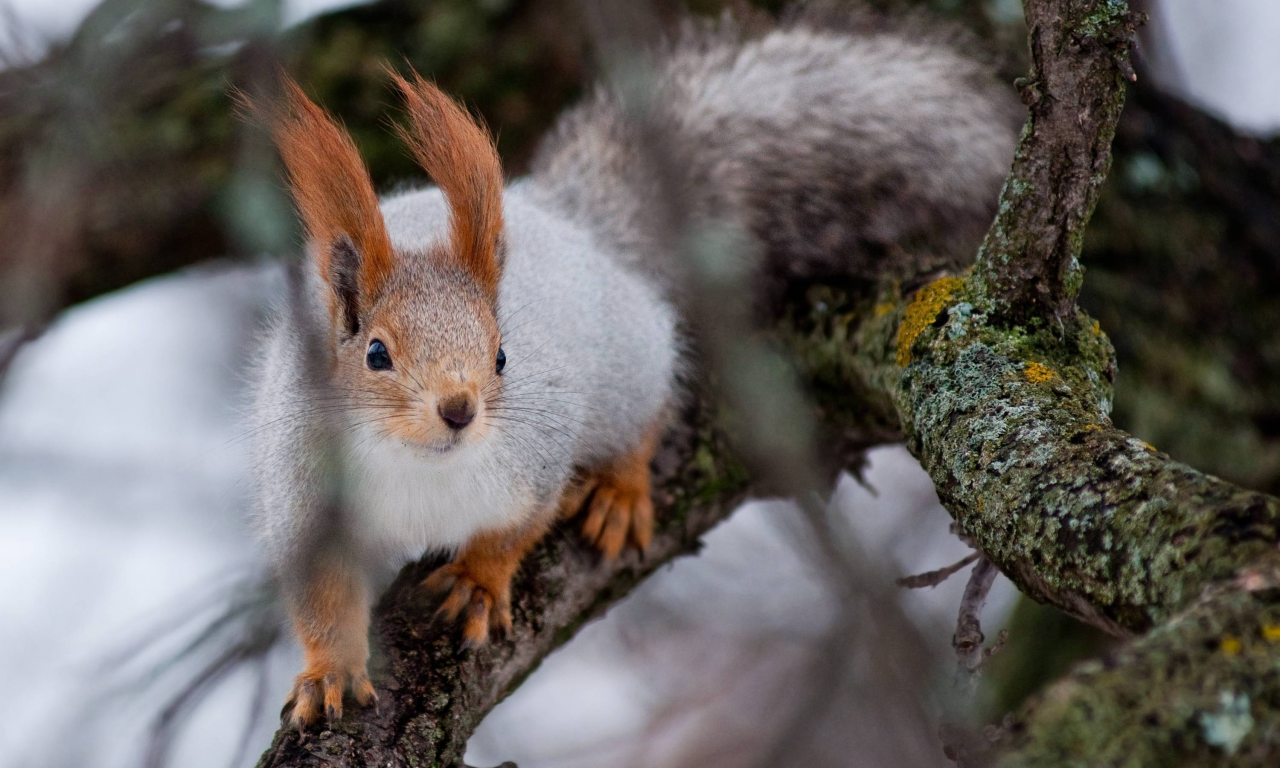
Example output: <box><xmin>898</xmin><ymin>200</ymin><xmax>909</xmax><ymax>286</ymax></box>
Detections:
<box><xmin>340</xmin><ymin>429</ymin><xmax>531</xmax><ymax>564</ymax></box>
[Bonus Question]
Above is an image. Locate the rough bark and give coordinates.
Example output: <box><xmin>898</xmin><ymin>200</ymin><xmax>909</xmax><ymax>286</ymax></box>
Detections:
<box><xmin>836</xmin><ymin>0</ymin><xmax>1280</xmax><ymax>762</ymax></box>
<box><xmin>1000</xmin><ymin>555</ymin><xmax>1280</xmax><ymax>766</ymax></box>
<box><xmin>970</xmin><ymin>0</ymin><xmax>1136</xmax><ymax>323</ymax></box>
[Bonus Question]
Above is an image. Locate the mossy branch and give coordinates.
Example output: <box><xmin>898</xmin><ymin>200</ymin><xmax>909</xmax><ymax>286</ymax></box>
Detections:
<box><xmin>971</xmin><ymin>0</ymin><xmax>1139</xmax><ymax>324</ymax></box>
<box><xmin>998</xmin><ymin>555</ymin><xmax>1280</xmax><ymax>766</ymax></box>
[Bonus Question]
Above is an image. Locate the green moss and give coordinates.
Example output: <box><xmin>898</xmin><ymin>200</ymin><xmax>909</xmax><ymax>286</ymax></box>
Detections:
<box><xmin>1001</xmin><ymin>571</ymin><xmax>1280</xmax><ymax>767</ymax></box>
<box><xmin>1072</xmin><ymin>0</ymin><xmax>1131</xmax><ymax>39</ymax></box>
<box><xmin>831</xmin><ymin>267</ymin><xmax>1279</xmax><ymax>634</ymax></box>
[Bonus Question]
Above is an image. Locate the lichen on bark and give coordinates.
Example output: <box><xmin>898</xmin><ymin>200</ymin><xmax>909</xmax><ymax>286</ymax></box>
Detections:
<box><xmin>998</xmin><ymin>557</ymin><xmax>1280</xmax><ymax>766</ymax></box>
<box><xmin>839</xmin><ymin>273</ymin><xmax>1280</xmax><ymax>635</ymax></box>
<box><xmin>971</xmin><ymin>0</ymin><xmax>1138</xmax><ymax>324</ymax></box>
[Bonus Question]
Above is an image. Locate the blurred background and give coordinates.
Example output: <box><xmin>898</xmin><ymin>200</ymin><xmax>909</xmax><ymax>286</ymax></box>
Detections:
<box><xmin>1</xmin><ymin>1</ymin><xmax>1279</xmax><ymax>766</ymax></box>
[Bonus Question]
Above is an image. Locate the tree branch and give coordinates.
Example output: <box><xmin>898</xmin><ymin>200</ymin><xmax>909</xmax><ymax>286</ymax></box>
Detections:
<box><xmin>971</xmin><ymin>0</ymin><xmax>1139</xmax><ymax>323</ymax></box>
<box><xmin>1000</xmin><ymin>554</ymin><xmax>1280</xmax><ymax>765</ymax></box>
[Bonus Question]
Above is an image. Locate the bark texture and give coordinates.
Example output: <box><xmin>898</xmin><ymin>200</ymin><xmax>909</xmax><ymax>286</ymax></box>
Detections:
<box><xmin>971</xmin><ymin>0</ymin><xmax>1135</xmax><ymax>323</ymax></box>
<box><xmin>1001</xmin><ymin>555</ymin><xmax>1280</xmax><ymax>766</ymax></box>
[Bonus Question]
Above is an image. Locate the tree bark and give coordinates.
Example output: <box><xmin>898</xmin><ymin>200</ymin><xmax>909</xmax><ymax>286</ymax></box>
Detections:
<box><xmin>970</xmin><ymin>0</ymin><xmax>1134</xmax><ymax>324</ymax></box>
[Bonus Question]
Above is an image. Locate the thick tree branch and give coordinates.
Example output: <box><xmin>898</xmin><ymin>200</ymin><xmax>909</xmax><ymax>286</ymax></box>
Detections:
<box><xmin>1001</xmin><ymin>555</ymin><xmax>1280</xmax><ymax>765</ymax></box>
<box><xmin>823</xmin><ymin>283</ymin><xmax>1280</xmax><ymax>636</ymax></box>
<box><xmin>825</xmin><ymin>0</ymin><xmax>1280</xmax><ymax>762</ymax></box>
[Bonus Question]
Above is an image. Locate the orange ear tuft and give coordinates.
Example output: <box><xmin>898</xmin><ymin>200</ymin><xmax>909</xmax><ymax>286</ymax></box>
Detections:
<box><xmin>391</xmin><ymin>69</ymin><xmax>504</xmax><ymax>298</ymax></box>
<box><xmin>238</xmin><ymin>73</ymin><xmax>394</xmax><ymax>335</ymax></box>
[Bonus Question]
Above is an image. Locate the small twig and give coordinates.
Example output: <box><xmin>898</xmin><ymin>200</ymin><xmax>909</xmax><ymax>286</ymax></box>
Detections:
<box><xmin>940</xmin><ymin>556</ymin><xmax>1004</xmax><ymax>767</ymax></box>
<box><xmin>897</xmin><ymin>551</ymin><xmax>980</xmax><ymax>589</ymax></box>
<box><xmin>954</xmin><ymin>556</ymin><xmax>1000</xmax><ymax>680</ymax></box>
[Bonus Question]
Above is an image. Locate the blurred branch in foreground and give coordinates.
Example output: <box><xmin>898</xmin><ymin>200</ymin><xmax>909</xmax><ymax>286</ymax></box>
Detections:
<box><xmin>0</xmin><ymin>0</ymin><xmax>587</xmax><ymax>351</ymax></box>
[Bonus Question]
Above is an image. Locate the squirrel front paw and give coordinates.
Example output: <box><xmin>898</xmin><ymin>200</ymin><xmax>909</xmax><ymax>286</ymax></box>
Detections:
<box><xmin>422</xmin><ymin>562</ymin><xmax>514</xmax><ymax>648</ymax></box>
<box><xmin>560</xmin><ymin>467</ymin><xmax>654</xmax><ymax>560</ymax></box>
<box><xmin>281</xmin><ymin>665</ymin><xmax>376</xmax><ymax>730</ymax></box>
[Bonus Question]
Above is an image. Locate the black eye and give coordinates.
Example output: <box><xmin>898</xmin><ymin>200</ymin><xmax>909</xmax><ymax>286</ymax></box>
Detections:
<box><xmin>495</xmin><ymin>347</ymin><xmax>506</xmax><ymax>375</ymax></box>
<box><xmin>366</xmin><ymin>339</ymin><xmax>392</xmax><ymax>371</ymax></box>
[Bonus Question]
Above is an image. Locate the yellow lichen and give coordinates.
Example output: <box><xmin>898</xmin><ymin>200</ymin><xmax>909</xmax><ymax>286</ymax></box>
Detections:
<box><xmin>1262</xmin><ymin>625</ymin><xmax>1280</xmax><ymax>642</ymax></box>
<box><xmin>895</xmin><ymin>277</ymin><xmax>964</xmax><ymax>366</ymax></box>
<box><xmin>873</xmin><ymin>302</ymin><xmax>896</xmax><ymax>318</ymax></box>
<box><xmin>1023</xmin><ymin>362</ymin><xmax>1055</xmax><ymax>383</ymax></box>
<box><xmin>1221</xmin><ymin>636</ymin><xmax>1242</xmax><ymax>656</ymax></box>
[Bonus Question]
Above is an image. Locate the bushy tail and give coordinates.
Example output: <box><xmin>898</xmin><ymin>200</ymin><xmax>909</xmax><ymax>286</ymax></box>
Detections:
<box><xmin>529</xmin><ymin>5</ymin><xmax>1021</xmax><ymax>293</ymax></box>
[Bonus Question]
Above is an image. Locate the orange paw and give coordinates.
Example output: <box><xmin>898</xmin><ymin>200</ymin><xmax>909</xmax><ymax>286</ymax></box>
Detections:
<box><xmin>422</xmin><ymin>562</ymin><xmax>513</xmax><ymax>648</ymax></box>
<box><xmin>281</xmin><ymin>666</ymin><xmax>376</xmax><ymax>730</ymax></box>
<box><xmin>562</xmin><ymin>472</ymin><xmax>654</xmax><ymax>560</ymax></box>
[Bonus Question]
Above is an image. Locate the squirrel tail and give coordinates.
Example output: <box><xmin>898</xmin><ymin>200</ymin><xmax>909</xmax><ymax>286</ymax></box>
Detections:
<box><xmin>529</xmin><ymin>5</ymin><xmax>1022</xmax><ymax>294</ymax></box>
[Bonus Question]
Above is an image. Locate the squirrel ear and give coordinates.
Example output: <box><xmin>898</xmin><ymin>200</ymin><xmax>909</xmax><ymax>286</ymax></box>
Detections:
<box><xmin>238</xmin><ymin>72</ymin><xmax>394</xmax><ymax>337</ymax></box>
<box><xmin>391</xmin><ymin>68</ymin><xmax>504</xmax><ymax>300</ymax></box>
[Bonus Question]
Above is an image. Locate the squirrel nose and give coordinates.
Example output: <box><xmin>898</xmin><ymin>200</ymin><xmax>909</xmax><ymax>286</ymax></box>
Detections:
<box><xmin>437</xmin><ymin>395</ymin><xmax>475</xmax><ymax>431</ymax></box>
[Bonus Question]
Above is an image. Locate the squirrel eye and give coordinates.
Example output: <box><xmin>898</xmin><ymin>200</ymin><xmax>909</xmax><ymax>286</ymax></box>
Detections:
<box><xmin>495</xmin><ymin>347</ymin><xmax>506</xmax><ymax>375</ymax></box>
<box><xmin>366</xmin><ymin>339</ymin><xmax>392</xmax><ymax>371</ymax></box>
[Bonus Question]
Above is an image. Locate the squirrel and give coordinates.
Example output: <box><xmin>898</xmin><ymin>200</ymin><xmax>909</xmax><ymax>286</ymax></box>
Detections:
<box><xmin>247</xmin><ymin>6</ymin><xmax>1019</xmax><ymax>729</ymax></box>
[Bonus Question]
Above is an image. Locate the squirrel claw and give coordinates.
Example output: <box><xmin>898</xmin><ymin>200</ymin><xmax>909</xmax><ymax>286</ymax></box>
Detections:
<box><xmin>421</xmin><ymin>563</ymin><xmax>509</xmax><ymax>648</ymax></box>
<box><xmin>282</xmin><ymin>668</ymin><xmax>375</xmax><ymax>730</ymax></box>
<box><xmin>574</xmin><ymin>476</ymin><xmax>654</xmax><ymax>561</ymax></box>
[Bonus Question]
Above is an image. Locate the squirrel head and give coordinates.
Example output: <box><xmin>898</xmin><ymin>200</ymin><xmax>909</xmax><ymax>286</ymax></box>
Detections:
<box><xmin>247</xmin><ymin>69</ymin><xmax>506</xmax><ymax>455</ymax></box>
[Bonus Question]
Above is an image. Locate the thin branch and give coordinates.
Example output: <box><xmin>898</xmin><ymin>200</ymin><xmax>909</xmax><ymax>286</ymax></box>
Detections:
<box><xmin>953</xmin><ymin>557</ymin><xmax>1002</xmax><ymax>683</ymax></box>
<box><xmin>897</xmin><ymin>551</ymin><xmax>981</xmax><ymax>589</ymax></box>
<box><xmin>971</xmin><ymin>0</ymin><xmax>1141</xmax><ymax>323</ymax></box>
<box><xmin>940</xmin><ymin>557</ymin><xmax>1006</xmax><ymax>767</ymax></box>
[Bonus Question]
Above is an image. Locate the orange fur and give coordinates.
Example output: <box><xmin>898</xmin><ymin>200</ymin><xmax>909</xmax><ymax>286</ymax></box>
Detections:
<box><xmin>422</xmin><ymin>509</ymin><xmax>557</xmax><ymax>647</ymax></box>
<box><xmin>559</xmin><ymin>419</ymin><xmax>664</xmax><ymax>560</ymax></box>
<box><xmin>240</xmin><ymin>73</ymin><xmax>395</xmax><ymax>324</ymax></box>
<box><xmin>282</xmin><ymin>556</ymin><xmax>376</xmax><ymax>729</ymax></box>
<box><xmin>390</xmin><ymin>69</ymin><xmax>505</xmax><ymax>298</ymax></box>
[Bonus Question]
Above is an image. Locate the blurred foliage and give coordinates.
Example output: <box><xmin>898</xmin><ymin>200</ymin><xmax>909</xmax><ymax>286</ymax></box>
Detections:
<box><xmin>1084</xmin><ymin>86</ymin><xmax>1280</xmax><ymax>495</ymax></box>
<box><xmin>0</xmin><ymin>0</ymin><xmax>594</xmax><ymax>320</ymax></box>
<box><xmin>2</xmin><ymin>0</ymin><xmax>823</xmax><ymax>325</ymax></box>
